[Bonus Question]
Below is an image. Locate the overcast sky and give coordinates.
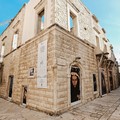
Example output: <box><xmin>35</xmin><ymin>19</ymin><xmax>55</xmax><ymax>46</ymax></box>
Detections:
<box><xmin>0</xmin><ymin>0</ymin><xmax>120</xmax><ymax>63</ymax></box>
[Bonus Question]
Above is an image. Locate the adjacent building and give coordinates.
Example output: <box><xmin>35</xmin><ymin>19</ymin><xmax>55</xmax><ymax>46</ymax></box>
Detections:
<box><xmin>0</xmin><ymin>0</ymin><xmax>119</xmax><ymax>114</ymax></box>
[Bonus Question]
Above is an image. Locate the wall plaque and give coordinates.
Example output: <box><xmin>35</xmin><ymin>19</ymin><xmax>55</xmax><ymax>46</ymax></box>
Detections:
<box><xmin>37</xmin><ymin>40</ymin><xmax>47</xmax><ymax>88</ymax></box>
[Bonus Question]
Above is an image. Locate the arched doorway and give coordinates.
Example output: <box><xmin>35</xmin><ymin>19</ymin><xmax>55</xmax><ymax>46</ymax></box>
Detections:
<box><xmin>70</xmin><ymin>65</ymin><xmax>80</xmax><ymax>103</ymax></box>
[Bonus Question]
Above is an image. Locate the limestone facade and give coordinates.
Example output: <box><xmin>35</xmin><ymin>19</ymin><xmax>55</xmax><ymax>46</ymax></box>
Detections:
<box><xmin>0</xmin><ymin>0</ymin><xmax>119</xmax><ymax>114</ymax></box>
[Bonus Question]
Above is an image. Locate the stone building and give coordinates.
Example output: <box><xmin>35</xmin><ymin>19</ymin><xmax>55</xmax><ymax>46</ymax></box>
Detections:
<box><xmin>0</xmin><ymin>0</ymin><xmax>119</xmax><ymax>114</ymax></box>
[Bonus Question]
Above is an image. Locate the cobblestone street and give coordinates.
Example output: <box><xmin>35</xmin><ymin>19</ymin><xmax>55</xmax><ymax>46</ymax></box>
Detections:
<box><xmin>0</xmin><ymin>88</ymin><xmax>120</xmax><ymax>120</ymax></box>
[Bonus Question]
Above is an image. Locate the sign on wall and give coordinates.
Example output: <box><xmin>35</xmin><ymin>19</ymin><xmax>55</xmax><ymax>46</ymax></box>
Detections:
<box><xmin>37</xmin><ymin>40</ymin><xmax>47</xmax><ymax>88</ymax></box>
<box><xmin>29</xmin><ymin>67</ymin><xmax>35</xmax><ymax>77</ymax></box>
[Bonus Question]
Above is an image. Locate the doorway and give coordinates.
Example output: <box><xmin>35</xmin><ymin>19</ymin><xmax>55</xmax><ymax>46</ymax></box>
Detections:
<box><xmin>109</xmin><ymin>71</ymin><xmax>113</xmax><ymax>91</ymax></box>
<box><xmin>70</xmin><ymin>66</ymin><xmax>80</xmax><ymax>103</ymax></box>
<box><xmin>8</xmin><ymin>75</ymin><xmax>14</xmax><ymax>98</ymax></box>
<box><xmin>22</xmin><ymin>86</ymin><xmax>27</xmax><ymax>105</ymax></box>
<box><xmin>101</xmin><ymin>72</ymin><xmax>107</xmax><ymax>95</ymax></box>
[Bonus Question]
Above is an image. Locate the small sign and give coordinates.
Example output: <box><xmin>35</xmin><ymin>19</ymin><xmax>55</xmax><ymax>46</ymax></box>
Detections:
<box><xmin>29</xmin><ymin>68</ymin><xmax>34</xmax><ymax>77</ymax></box>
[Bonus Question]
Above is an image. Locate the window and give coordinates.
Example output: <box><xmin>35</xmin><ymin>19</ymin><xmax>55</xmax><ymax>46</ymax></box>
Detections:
<box><xmin>12</xmin><ymin>31</ymin><xmax>19</xmax><ymax>50</ymax></box>
<box><xmin>69</xmin><ymin>12</ymin><xmax>77</xmax><ymax>35</ymax></box>
<box><xmin>67</xmin><ymin>3</ymin><xmax>79</xmax><ymax>37</ymax></box>
<box><xmin>38</xmin><ymin>9</ymin><xmax>44</xmax><ymax>32</ymax></box>
<box><xmin>70</xmin><ymin>15</ymin><xmax>74</xmax><ymax>31</ymax></box>
<box><xmin>0</xmin><ymin>43</ymin><xmax>5</xmax><ymax>63</ymax></box>
<box><xmin>93</xmin><ymin>74</ymin><xmax>97</xmax><ymax>91</ymax></box>
<box><xmin>96</xmin><ymin>36</ymin><xmax>100</xmax><ymax>49</ymax></box>
<box><xmin>103</xmin><ymin>44</ymin><xmax>107</xmax><ymax>53</ymax></box>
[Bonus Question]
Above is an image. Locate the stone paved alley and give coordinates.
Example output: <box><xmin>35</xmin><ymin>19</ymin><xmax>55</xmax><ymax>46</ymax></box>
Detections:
<box><xmin>0</xmin><ymin>88</ymin><xmax>120</xmax><ymax>120</ymax></box>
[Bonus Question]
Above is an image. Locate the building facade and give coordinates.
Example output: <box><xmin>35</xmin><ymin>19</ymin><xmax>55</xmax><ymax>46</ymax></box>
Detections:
<box><xmin>0</xmin><ymin>0</ymin><xmax>119</xmax><ymax>114</ymax></box>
